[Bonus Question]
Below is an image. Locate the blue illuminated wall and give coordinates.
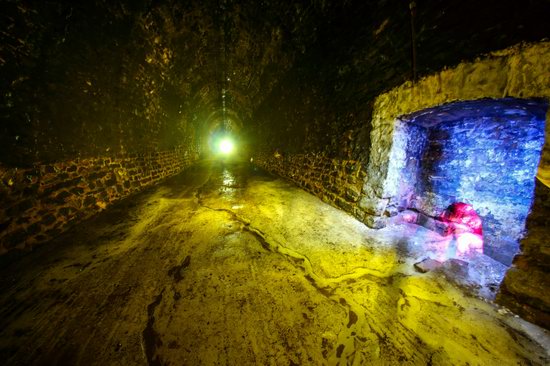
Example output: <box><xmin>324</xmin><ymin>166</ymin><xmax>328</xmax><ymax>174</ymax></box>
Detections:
<box><xmin>399</xmin><ymin>98</ymin><xmax>547</xmax><ymax>265</ymax></box>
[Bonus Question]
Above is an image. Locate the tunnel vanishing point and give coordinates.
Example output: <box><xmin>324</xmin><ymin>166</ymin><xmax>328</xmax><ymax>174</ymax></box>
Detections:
<box><xmin>1</xmin><ymin>1</ymin><xmax>550</xmax><ymax>365</ymax></box>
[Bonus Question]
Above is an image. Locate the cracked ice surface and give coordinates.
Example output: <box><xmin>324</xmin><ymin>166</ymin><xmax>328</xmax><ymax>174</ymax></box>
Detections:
<box><xmin>0</xmin><ymin>160</ymin><xmax>548</xmax><ymax>365</ymax></box>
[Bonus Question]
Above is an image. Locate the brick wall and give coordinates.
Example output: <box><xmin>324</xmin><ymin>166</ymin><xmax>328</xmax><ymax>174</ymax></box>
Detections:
<box><xmin>0</xmin><ymin>146</ymin><xmax>198</xmax><ymax>254</ymax></box>
<box><xmin>394</xmin><ymin>99</ymin><xmax>547</xmax><ymax>266</ymax></box>
<box><xmin>253</xmin><ymin>152</ymin><xmax>373</xmax><ymax>225</ymax></box>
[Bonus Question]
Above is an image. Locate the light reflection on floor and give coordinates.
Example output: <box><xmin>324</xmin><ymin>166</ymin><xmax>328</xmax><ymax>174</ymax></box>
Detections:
<box><xmin>381</xmin><ymin>218</ymin><xmax>508</xmax><ymax>301</ymax></box>
<box><xmin>222</xmin><ymin>168</ymin><xmax>236</xmax><ymax>187</ymax></box>
<box><xmin>0</xmin><ymin>160</ymin><xmax>546</xmax><ymax>365</ymax></box>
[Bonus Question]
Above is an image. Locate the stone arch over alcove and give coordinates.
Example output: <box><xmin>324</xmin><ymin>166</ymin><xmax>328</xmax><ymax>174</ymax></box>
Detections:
<box><xmin>394</xmin><ymin>98</ymin><xmax>547</xmax><ymax>266</ymax></box>
<box><xmin>359</xmin><ymin>41</ymin><xmax>550</xmax><ymax>328</ymax></box>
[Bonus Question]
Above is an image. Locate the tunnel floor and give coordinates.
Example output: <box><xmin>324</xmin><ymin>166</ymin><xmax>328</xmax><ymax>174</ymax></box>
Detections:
<box><xmin>0</xmin><ymin>160</ymin><xmax>548</xmax><ymax>365</ymax></box>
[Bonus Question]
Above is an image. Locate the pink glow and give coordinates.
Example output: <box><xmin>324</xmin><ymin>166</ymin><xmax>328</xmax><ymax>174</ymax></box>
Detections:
<box><xmin>440</xmin><ymin>202</ymin><xmax>484</xmax><ymax>258</ymax></box>
<box><xmin>456</xmin><ymin>232</ymin><xmax>484</xmax><ymax>257</ymax></box>
<box><xmin>440</xmin><ymin>202</ymin><xmax>483</xmax><ymax>235</ymax></box>
<box><xmin>401</xmin><ymin>211</ymin><xmax>418</xmax><ymax>223</ymax></box>
<box><xmin>391</xmin><ymin>202</ymin><xmax>484</xmax><ymax>261</ymax></box>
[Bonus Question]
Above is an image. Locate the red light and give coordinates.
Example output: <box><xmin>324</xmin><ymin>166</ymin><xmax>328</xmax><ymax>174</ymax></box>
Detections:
<box><xmin>440</xmin><ymin>202</ymin><xmax>483</xmax><ymax>256</ymax></box>
<box><xmin>440</xmin><ymin>202</ymin><xmax>483</xmax><ymax>235</ymax></box>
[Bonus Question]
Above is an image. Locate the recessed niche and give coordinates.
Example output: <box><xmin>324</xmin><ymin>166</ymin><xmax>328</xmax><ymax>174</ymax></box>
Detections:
<box><xmin>392</xmin><ymin>98</ymin><xmax>547</xmax><ymax>266</ymax></box>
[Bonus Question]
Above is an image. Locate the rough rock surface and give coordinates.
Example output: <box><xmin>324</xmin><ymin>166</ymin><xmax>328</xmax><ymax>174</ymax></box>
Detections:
<box><xmin>396</xmin><ymin>98</ymin><xmax>546</xmax><ymax>265</ymax></box>
<box><xmin>414</xmin><ymin>258</ymin><xmax>442</xmax><ymax>273</ymax></box>
<box><xmin>497</xmin><ymin>179</ymin><xmax>550</xmax><ymax>329</ymax></box>
<box><xmin>367</xmin><ymin>41</ymin><xmax>550</xmax><ymax>218</ymax></box>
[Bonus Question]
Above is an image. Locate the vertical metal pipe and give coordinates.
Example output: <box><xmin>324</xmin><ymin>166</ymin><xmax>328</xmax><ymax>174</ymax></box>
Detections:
<box><xmin>409</xmin><ymin>1</ymin><xmax>418</xmax><ymax>82</ymax></box>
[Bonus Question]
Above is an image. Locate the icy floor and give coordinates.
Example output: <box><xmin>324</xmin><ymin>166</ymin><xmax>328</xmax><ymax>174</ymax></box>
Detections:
<box><xmin>0</xmin><ymin>160</ymin><xmax>548</xmax><ymax>365</ymax></box>
<box><xmin>378</xmin><ymin>221</ymin><xmax>509</xmax><ymax>301</ymax></box>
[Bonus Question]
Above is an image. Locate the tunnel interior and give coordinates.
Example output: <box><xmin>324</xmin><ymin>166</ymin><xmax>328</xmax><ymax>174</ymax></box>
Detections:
<box><xmin>392</xmin><ymin>98</ymin><xmax>548</xmax><ymax>266</ymax></box>
<box><xmin>1</xmin><ymin>0</ymin><xmax>550</xmax><ymax>364</ymax></box>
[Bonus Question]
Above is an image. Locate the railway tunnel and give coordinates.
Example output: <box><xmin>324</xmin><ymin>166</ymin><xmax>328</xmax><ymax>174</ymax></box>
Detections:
<box><xmin>1</xmin><ymin>0</ymin><xmax>550</xmax><ymax>364</ymax></box>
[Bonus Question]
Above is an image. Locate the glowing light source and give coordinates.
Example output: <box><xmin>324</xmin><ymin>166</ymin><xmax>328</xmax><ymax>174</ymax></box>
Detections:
<box><xmin>218</xmin><ymin>138</ymin><xmax>234</xmax><ymax>154</ymax></box>
<box><xmin>456</xmin><ymin>232</ymin><xmax>483</xmax><ymax>257</ymax></box>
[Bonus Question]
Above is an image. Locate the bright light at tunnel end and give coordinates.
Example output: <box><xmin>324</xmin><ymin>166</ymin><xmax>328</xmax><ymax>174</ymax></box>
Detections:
<box><xmin>218</xmin><ymin>138</ymin><xmax>235</xmax><ymax>155</ymax></box>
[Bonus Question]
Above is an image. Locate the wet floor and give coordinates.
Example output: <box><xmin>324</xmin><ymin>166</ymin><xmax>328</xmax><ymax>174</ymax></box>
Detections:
<box><xmin>0</xmin><ymin>160</ymin><xmax>549</xmax><ymax>365</ymax></box>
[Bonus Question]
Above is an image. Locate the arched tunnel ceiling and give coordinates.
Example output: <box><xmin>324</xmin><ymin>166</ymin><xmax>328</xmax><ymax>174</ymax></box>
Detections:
<box><xmin>1</xmin><ymin>0</ymin><xmax>326</xmax><ymax>164</ymax></box>
<box><xmin>1</xmin><ymin>0</ymin><xmax>549</xmax><ymax>165</ymax></box>
<box><xmin>176</xmin><ymin>0</ymin><xmax>324</xmax><ymax>133</ymax></box>
<box><xmin>186</xmin><ymin>0</ymin><xmax>550</xmax><ymax>157</ymax></box>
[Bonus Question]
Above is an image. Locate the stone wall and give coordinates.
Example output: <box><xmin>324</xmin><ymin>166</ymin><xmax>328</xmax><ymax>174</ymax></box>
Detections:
<box><xmin>253</xmin><ymin>153</ymin><xmax>378</xmax><ymax>225</ymax></box>
<box><xmin>497</xmin><ymin>178</ymin><xmax>550</xmax><ymax>326</ymax></box>
<box><xmin>255</xmin><ymin>42</ymin><xmax>550</xmax><ymax>231</ymax></box>
<box><xmin>365</xmin><ymin>41</ymin><xmax>550</xmax><ymax>328</ymax></box>
<box><xmin>395</xmin><ymin>99</ymin><xmax>547</xmax><ymax>266</ymax></box>
<box><xmin>497</xmin><ymin>112</ymin><xmax>550</xmax><ymax>329</ymax></box>
<box><xmin>0</xmin><ymin>147</ymin><xmax>198</xmax><ymax>254</ymax></box>
<box><xmin>366</xmin><ymin>41</ymin><xmax>550</xmax><ymax>227</ymax></box>
<box><xmin>1</xmin><ymin>1</ymin><xmax>210</xmax><ymax>257</ymax></box>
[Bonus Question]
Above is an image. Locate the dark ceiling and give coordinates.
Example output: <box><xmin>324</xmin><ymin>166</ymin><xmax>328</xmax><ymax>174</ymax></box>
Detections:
<box><xmin>1</xmin><ymin>0</ymin><xmax>549</xmax><ymax>165</ymax></box>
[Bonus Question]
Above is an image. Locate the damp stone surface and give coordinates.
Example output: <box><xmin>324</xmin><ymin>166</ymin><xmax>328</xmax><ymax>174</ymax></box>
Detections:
<box><xmin>0</xmin><ymin>161</ymin><xmax>548</xmax><ymax>365</ymax></box>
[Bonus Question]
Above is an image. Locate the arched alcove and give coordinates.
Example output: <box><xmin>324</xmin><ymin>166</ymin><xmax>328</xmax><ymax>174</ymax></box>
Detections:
<box><xmin>358</xmin><ymin>41</ymin><xmax>550</xmax><ymax>328</ymax></box>
<box><xmin>393</xmin><ymin>98</ymin><xmax>547</xmax><ymax>265</ymax></box>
